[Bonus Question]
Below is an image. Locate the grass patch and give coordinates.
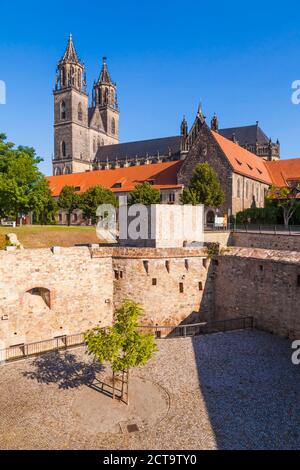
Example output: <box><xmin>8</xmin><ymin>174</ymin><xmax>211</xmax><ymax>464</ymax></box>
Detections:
<box><xmin>0</xmin><ymin>225</ymin><xmax>103</xmax><ymax>249</ymax></box>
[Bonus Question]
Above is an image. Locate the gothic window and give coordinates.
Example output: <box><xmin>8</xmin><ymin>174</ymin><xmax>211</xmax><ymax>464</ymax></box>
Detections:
<box><xmin>78</xmin><ymin>102</ymin><xmax>83</xmax><ymax>121</ymax></box>
<box><xmin>77</xmin><ymin>70</ymin><xmax>81</xmax><ymax>89</ymax></box>
<box><xmin>97</xmin><ymin>138</ymin><xmax>100</xmax><ymax>148</ymax></box>
<box><xmin>237</xmin><ymin>178</ymin><xmax>241</xmax><ymax>198</ymax></box>
<box><xmin>55</xmin><ymin>167</ymin><xmax>62</xmax><ymax>176</ymax></box>
<box><xmin>61</xmin><ymin>141</ymin><xmax>66</xmax><ymax>158</ymax></box>
<box><xmin>93</xmin><ymin>138</ymin><xmax>96</xmax><ymax>153</ymax></box>
<box><xmin>71</xmin><ymin>66</ymin><xmax>75</xmax><ymax>85</ymax></box>
<box><xmin>62</xmin><ymin>67</ymin><xmax>66</xmax><ymax>86</ymax></box>
<box><xmin>111</xmin><ymin>117</ymin><xmax>116</xmax><ymax>135</ymax></box>
<box><xmin>65</xmin><ymin>166</ymin><xmax>71</xmax><ymax>174</ymax></box>
<box><xmin>61</xmin><ymin>101</ymin><xmax>66</xmax><ymax>120</ymax></box>
<box><xmin>245</xmin><ymin>181</ymin><xmax>249</xmax><ymax>199</ymax></box>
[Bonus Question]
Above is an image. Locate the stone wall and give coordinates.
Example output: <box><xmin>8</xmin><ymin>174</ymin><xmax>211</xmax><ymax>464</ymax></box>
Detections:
<box><xmin>214</xmin><ymin>247</ymin><xmax>300</xmax><ymax>339</ymax></box>
<box><xmin>0</xmin><ymin>246</ymin><xmax>211</xmax><ymax>347</ymax></box>
<box><xmin>0</xmin><ymin>247</ymin><xmax>113</xmax><ymax>347</ymax></box>
<box><xmin>231</xmin><ymin>232</ymin><xmax>300</xmax><ymax>251</ymax></box>
<box><xmin>107</xmin><ymin>247</ymin><xmax>213</xmax><ymax>325</ymax></box>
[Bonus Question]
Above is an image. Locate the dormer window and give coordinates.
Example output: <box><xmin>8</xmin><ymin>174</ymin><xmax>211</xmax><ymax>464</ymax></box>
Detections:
<box><xmin>247</xmin><ymin>164</ymin><xmax>253</xmax><ymax>171</ymax></box>
<box><xmin>74</xmin><ymin>186</ymin><xmax>81</xmax><ymax>192</ymax></box>
<box><xmin>112</xmin><ymin>182</ymin><xmax>122</xmax><ymax>188</ymax></box>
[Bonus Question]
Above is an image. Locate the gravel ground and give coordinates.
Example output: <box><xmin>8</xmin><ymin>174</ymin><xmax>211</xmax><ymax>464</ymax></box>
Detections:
<box><xmin>0</xmin><ymin>330</ymin><xmax>299</xmax><ymax>450</ymax></box>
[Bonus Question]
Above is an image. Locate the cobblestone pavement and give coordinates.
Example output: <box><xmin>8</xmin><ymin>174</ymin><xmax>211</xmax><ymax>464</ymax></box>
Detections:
<box><xmin>0</xmin><ymin>330</ymin><xmax>299</xmax><ymax>450</ymax></box>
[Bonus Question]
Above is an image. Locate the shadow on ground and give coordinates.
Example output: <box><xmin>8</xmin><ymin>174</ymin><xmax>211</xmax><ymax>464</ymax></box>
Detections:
<box><xmin>23</xmin><ymin>351</ymin><xmax>104</xmax><ymax>390</ymax></box>
<box><xmin>192</xmin><ymin>330</ymin><xmax>300</xmax><ymax>450</ymax></box>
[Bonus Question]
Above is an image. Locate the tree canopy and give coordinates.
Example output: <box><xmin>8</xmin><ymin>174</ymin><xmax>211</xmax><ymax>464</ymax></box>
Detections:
<box><xmin>181</xmin><ymin>162</ymin><xmax>225</xmax><ymax>208</ymax></box>
<box><xmin>84</xmin><ymin>300</ymin><xmax>157</xmax><ymax>404</ymax></box>
<box><xmin>58</xmin><ymin>186</ymin><xmax>80</xmax><ymax>225</ymax></box>
<box><xmin>267</xmin><ymin>185</ymin><xmax>300</xmax><ymax>226</ymax></box>
<box><xmin>129</xmin><ymin>182</ymin><xmax>160</xmax><ymax>206</ymax></box>
<box><xmin>79</xmin><ymin>185</ymin><xmax>117</xmax><ymax>224</ymax></box>
<box><xmin>0</xmin><ymin>133</ymin><xmax>57</xmax><ymax>222</ymax></box>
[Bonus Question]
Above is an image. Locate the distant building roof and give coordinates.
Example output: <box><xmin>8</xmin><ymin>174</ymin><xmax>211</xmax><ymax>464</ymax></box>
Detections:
<box><xmin>219</xmin><ymin>124</ymin><xmax>269</xmax><ymax>145</ymax></box>
<box><xmin>212</xmin><ymin>130</ymin><xmax>273</xmax><ymax>185</ymax></box>
<box><xmin>265</xmin><ymin>158</ymin><xmax>300</xmax><ymax>187</ymax></box>
<box><xmin>95</xmin><ymin>136</ymin><xmax>181</xmax><ymax>162</ymax></box>
<box><xmin>47</xmin><ymin>160</ymin><xmax>183</xmax><ymax>197</ymax></box>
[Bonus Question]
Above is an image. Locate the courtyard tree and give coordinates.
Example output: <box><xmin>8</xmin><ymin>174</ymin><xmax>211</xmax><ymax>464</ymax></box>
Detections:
<box><xmin>58</xmin><ymin>185</ymin><xmax>80</xmax><ymax>225</ymax></box>
<box><xmin>80</xmin><ymin>185</ymin><xmax>118</xmax><ymax>224</ymax></box>
<box><xmin>181</xmin><ymin>162</ymin><xmax>225</xmax><ymax>208</ymax></box>
<box><xmin>84</xmin><ymin>300</ymin><xmax>157</xmax><ymax>405</ymax></box>
<box><xmin>129</xmin><ymin>182</ymin><xmax>160</xmax><ymax>206</ymax></box>
<box><xmin>0</xmin><ymin>133</ymin><xmax>56</xmax><ymax>222</ymax></box>
<box><xmin>267</xmin><ymin>185</ymin><xmax>300</xmax><ymax>227</ymax></box>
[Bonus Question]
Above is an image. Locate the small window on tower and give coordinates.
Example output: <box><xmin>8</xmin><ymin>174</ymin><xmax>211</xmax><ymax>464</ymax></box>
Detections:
<box><xmin>61</xmin><ymin>101</ymin><xmax>66</xmax><ymax>120</ymax></box>
<box><xmin>78</xmin><ymin>103</ymin><xmax>83</xmax><ymax>121</ymax></box>
<box><xmin>61</xmin><ymin>141</ymin><xmax>66</xmax><ymax>157</ymax></box>
<box><xmin>111</xmin><ymin>117</ymin><xmax>116</xmax><ymax>135</ymax></box>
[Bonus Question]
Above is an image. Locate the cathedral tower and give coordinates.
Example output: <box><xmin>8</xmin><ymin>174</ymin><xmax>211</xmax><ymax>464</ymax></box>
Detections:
<box><xmin>53</xmin><ymin>34</ymin><xmax>90</xmax><ymax>175</ymax></box>
<box><xmin>92</xmin><ymin>57</ymin><xmax>119</xmax><ymax>143</ymax></box>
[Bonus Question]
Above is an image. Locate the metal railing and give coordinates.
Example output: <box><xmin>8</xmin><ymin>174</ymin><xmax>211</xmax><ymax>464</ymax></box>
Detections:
<box><xmin>138</xmin><ymin>316</ymin><xmax>254</xmax><ymax>338</ymax></box>
<box><xmin>233</xmin><ymin>224</ymin><xmax>300</xmax><ymax>235</ymax></box>
<box><xmin>0</xmin><ymin>317</ymin><xmax>254</xmax><ymax>364</ymax></box>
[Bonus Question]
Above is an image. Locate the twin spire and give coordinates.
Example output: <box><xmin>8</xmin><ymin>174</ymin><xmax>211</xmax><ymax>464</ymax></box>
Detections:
<box><xmin>61</xmin><ymin>33</ymin><xmax>81</xmax><ymax>64</ymax></box>
<box><xmin>61</xmin><ymin>34</ymin><xmax>113</xmax><ymax>84</ymax></box>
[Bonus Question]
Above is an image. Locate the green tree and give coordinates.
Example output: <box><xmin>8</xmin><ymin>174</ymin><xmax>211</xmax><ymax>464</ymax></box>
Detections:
<box><xmin>84</xmin><ymin>300</ymin><xmax>157</xmax><ymax>405</ymax></box>
<box><xmin>58</xmin><ymin>186</ymin><xmax>80</xmax><ymax>226</ymax></box>
<box><xmin>0</xmin><ymin>134</ymin><xmax>55</xmax><ymax>222</ymax></box>
<box><xmin>80</xmin><ymin>185</ymin><xmax>117</xmax><ymax>224</ymax></box>
<box><xmin>267</xmin><ymin>185</ymin><xmax>299</xmax><ymax>227</ymax></box>
<box><xmin>31</xmin><ymin>179</ymin><xmax>58</xmax><ymax>225</ymax></box>
<box><xmin>129</xmin><ymin>182</ymin><xmax>160</xmax><ymax>205</ymax></box>
<box><xmin>181</xmin><ymin>162</ymin><xmax>225</xmax><ymax>207</ymax></box>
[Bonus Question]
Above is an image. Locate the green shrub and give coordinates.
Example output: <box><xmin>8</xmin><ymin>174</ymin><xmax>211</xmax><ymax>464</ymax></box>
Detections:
<box><xmin>236</xmin><ymin>207</ymin><xmax>280</xmax><ymax>225</ymax></box>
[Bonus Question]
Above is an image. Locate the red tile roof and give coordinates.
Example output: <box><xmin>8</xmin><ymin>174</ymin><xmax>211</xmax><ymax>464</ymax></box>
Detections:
<box><xmin>265</xmin><ymin>158</ymin><xmax>300</xmax><ymax>187</ymax></box>
<box><xmin>47</xmin><ymin>161</ymin><xmax>183</xmax><ymax>197</ymax></box>
<box><xmin>212</xmin><ymin>130</ymin><xmax>273</xmax><ymax>185</ymax></box>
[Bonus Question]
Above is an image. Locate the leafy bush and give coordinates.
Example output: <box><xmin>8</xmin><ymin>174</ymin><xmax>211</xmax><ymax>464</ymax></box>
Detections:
<box><xmin>236</xmin><ymin>207</ymin><xmax>280</xmax><ymax>225</ymax></box>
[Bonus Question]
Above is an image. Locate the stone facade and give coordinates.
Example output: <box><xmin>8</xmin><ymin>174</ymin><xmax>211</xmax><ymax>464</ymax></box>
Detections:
<box><xmin>0</xmin><ymin>247</ymin><xmax>113</xmax><ymax>347</ymax></box>
<box><xmin>231</xmin><ymin>232</ymin><xmax>300</xmax><ymax>252</ymax></box>
<box><xmin>53</xmin><ymin>36</ymin><xmax>119</xmax><ymax>176</ymax></box>
<box><xmin>0</xmin><ymin>244</ymin><xmax>299</xmax><ymax>348</ymax></box>
<box><xmin>213</xmin><ymin>247</ymin><xmax>300</xmax><ymax>339</ymax></box>
<box><xmin>0</xmin><ymin>246</ymin><xmax>211</xmax><ymax>348</ymax></box>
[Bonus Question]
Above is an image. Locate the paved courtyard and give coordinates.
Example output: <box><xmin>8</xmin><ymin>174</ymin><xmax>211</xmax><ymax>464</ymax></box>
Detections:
<box><xmin>0</xmin><ymin>330</ymin><xmax>299</xmax><ymax>450</ymax></box>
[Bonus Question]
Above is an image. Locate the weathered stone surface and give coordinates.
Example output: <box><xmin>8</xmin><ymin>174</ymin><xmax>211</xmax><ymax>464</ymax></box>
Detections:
<box><xmin>214</xmin><ymin>247</ymin><xmax>300</xmax><ymax>339</ymax></box>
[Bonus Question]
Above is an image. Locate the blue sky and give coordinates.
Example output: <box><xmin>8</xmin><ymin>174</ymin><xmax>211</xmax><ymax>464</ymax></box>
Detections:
<box><xmin>1</xmin><ymin>0</ymin><xmax>300</xmax><ymax>175</ymax></box>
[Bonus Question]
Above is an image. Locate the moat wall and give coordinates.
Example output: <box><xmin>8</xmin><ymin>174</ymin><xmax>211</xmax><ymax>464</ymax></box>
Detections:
<box><xmin>214</xmin><ymin>248</ymin><xmax>300</xmax><ymax>339</ymax></box>
<box><xmin>0</xmin><ymin>247</ymin><xmax>113</xmax><ymax>347</ymax></box>
<box><xmin>0</xmin><ymin>244</ymin><xmax>299</xmax><ymax>348</ymax></box>
<box><xmin>0</xmin><ymin>246</ymin><xmax>212</xmax><ymax>348</ymax></box>
<box><xmin>230</xmin><ymin>232</ymin><xmax>300</xmax><ymax>252</ymax></box>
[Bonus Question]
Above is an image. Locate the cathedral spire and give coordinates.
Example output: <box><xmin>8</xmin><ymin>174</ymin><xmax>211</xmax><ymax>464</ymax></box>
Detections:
<box><xmin>56</xmin><ymin>34</ymin><xmax>85</xmax><ymax>92</ymax></box>
<box><xmin>98</xmin><ymin>56</ymin><xmax>113</xmax><ymax>84</ymax></box>
<box><xmin>62</xmin><ymin>33</ymin><xmax>80</xmax><ymax>64</ymax></box>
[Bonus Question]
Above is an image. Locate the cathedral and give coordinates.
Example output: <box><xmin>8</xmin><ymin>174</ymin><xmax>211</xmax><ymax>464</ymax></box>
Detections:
<box><xmin>52</xmin><ymin>35</ymin><xmax>280</xmax><ymax>178</ymax></box>
<box><xmin>49</xmin><ymin>35</ymin><xmax>299</xmax><ymax>225</ymax></box>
